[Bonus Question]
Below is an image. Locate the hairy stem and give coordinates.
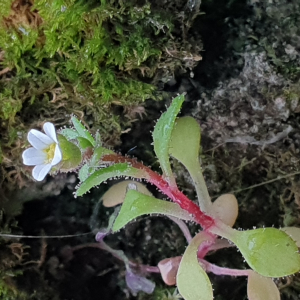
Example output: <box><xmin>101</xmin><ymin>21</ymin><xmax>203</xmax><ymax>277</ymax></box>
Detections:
<box><xmin>197</xmin><ymin>239</ymin><xmax>215</xmax><ymax>258</ymax></box>
<box><xmin>167</xmin><ymin>215</ymin><xmax>193</xmax><ymax>243</ymax></box>
<box><xmin>199</xmin><ymin>259</ymin><xmax>249</xmax><ymax>277</ymax></box>
<box><xmin>101</xmin><ymin>154</ymin><xmax>215</xmax><ymax>230</ymax></box>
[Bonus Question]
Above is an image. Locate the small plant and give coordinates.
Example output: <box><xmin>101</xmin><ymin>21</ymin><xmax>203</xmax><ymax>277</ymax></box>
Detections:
<box><xmin>22</xmin><ymin>94</ymin><xmax>300</xmax><ymax>299</ymax></box>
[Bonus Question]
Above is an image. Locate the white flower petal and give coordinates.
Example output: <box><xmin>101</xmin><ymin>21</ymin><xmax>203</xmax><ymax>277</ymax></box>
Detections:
<box><xmin>32</xmin><ymin>164</ymin><xmax>52</xmax><ymax>181</ymax></box>
<box><xmin>43</xmin><ymin>122</ymin><xmax>58</xmax><ymax>143</ymax></box>
<box><xmin>22</xmin><ymin>148</ymin><xmax>47</xmax><ymax>166</ymax></box>
<box><xmin>28</xmin><ymin>129</ymin><xmax>54</xmax><ymax>149</ymax></box>
<box><xmin>51</xmin><ymin>144</ymin><xmax>62</xmax><ymax>166</ymax></box>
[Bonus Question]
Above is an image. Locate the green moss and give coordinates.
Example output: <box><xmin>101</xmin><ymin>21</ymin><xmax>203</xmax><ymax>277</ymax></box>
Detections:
<box><xmin>0</xmin><ymin>90</ymin><xmax>22</xmax><ymax>121</ymax></box>
<box><xmin>0</xmin><ymin>274</ymin><xmax>26</xmax><ymax>300</ymax></box>
<box><xmin>0</xmin><ymin>0</ymin><xmax>202</xmax><ymax>182</ymax></box>
<box><xmin>0</xmin><ymin>0</ymin><xmax>12</xmax><ymax>17</ymax></box>
<box><xmin>0</xmin><ymin>0</ymin><xmax>160</xmax><ymax>104</ymax></box>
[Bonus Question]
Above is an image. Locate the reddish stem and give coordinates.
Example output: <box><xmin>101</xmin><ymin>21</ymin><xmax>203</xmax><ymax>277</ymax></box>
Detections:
<box><xmin>199</xmin><ymin>259</ymin><xmax>249</xmax><ymax>277</ymax></box>
<box><xmin>101</xmin><ymin>154</ymin><xmax>215</xmax><ymax>230</ymax></box>
<box><xmin>197</xmin><ymin>240</ymin><xmax>215</xmax><ymax>259</ymax></box>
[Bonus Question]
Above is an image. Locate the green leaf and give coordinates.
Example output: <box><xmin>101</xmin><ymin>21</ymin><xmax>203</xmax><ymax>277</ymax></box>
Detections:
<box><xmin>212</xmin><ymin>224</ymin><xmax>300</xmax><ymax>277</ymax></box>
<box><xmin>76</xmin><ymin>163</ymin><xmax>149</xmax><ymax>197</ymax></box>
<box><xmin>169</xmin><ymin>117</ymin><xmax>201</xmax><ymax>169</ymax></box>
<box><xmin>236</xmin><ymin>228</ymin><xmax>300</xmax><ymax>277</ymax></box>
<box><xmin>78</xmin><ymin>147</ymin><xmax>115</xmax><ymax>183</ymax></box>
<box><xmin>112</xmin><ymin>189</ymin><xmax>194</xmax><ymax>232</ymax></box>
<box><xmin>60</xmin><ymin>128</ymin><xmax>79</xmax><ymax>140</ymax></box>
<box><xmin>152</xmin><ymin>94</ymin><xmax>185</xmax><ymax>185</ymax></box>
<box><xmin>78</xmin><ymin>164</ymin><xmax>90</xmax><ymax>182</ymax></box>
<box><xmin>77</xmin><ymin>137</ymin><xmax>93</xmax><ymax>149</ymax></box>
<box><xmin>177</xmin><ymin>232</ymin><xmax>214</xmax><ymax>300</ymax></box>
<box><xmin>90</xmin><ymin>147</ymin><xmax>115</xmax><ymax>167</ymax></box>
<box><xmin>247</xmin><ymin>270</ymin><xmax>280</xmax><ymax>300</ymax></box>
<box><xmin>169</xmin><ymin>116</ymin><xmax>211</xmax><ymax>212</ymax></box>
<box><xmin>71</xmin><ymin>116</ymin><xmax>95</xmax><ymax>146</ymax></box>
<box><xmin>95</xmin><ymin>131</ymin><xmax>102</xmax><ymax>147</ymax></box>
<box><xmin>101</xmin><ymin>181</ymin><xmax>152</xmax><ymax>207</ymax></box>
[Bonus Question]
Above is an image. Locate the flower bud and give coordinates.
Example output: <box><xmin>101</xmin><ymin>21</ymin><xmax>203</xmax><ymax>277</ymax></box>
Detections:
<box><xmin>57</xmin><ymin>134</ymin><xmax>82</xmax><ymax>172</ymax></box>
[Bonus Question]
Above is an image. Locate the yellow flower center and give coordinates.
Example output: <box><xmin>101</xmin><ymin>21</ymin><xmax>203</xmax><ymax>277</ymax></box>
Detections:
<box><xmin>43</xmin><ymin>143</ymin><xmax>56</xmax><ymax>163</ymax></box>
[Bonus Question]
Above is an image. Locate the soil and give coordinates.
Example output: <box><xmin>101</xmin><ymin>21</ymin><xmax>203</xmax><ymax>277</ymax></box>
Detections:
<box><xmin>2</xmin><ymin>0</ymin><xmax>300</xmax><ymax>300</ymax></box>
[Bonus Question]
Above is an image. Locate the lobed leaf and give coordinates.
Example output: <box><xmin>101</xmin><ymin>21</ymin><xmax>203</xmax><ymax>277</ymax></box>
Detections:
<box><xmin>177</xmin><ymin>232</ymin><xmax>214</xmax><ymax>300</ymax></box>
<box><xmin>76</xmin><ymin>163</ymin><xmax>149</xmax><ymax>197</ymax></box>
<box><xmin>152</xmin><ymin>94</ymin><xmax>185</xmax><ymax>185</ymax></box>
<box><xmin>112</xmin><ymin>189</ymin><xmax>194</xmax><ymax>232</ymax></box>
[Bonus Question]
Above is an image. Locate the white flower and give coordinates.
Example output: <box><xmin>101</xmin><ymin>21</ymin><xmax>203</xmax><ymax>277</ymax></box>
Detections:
<box><xmin>22</xmin><ymin>122</ymin><xmax>62</xmax><ymax>181</ymax></box>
